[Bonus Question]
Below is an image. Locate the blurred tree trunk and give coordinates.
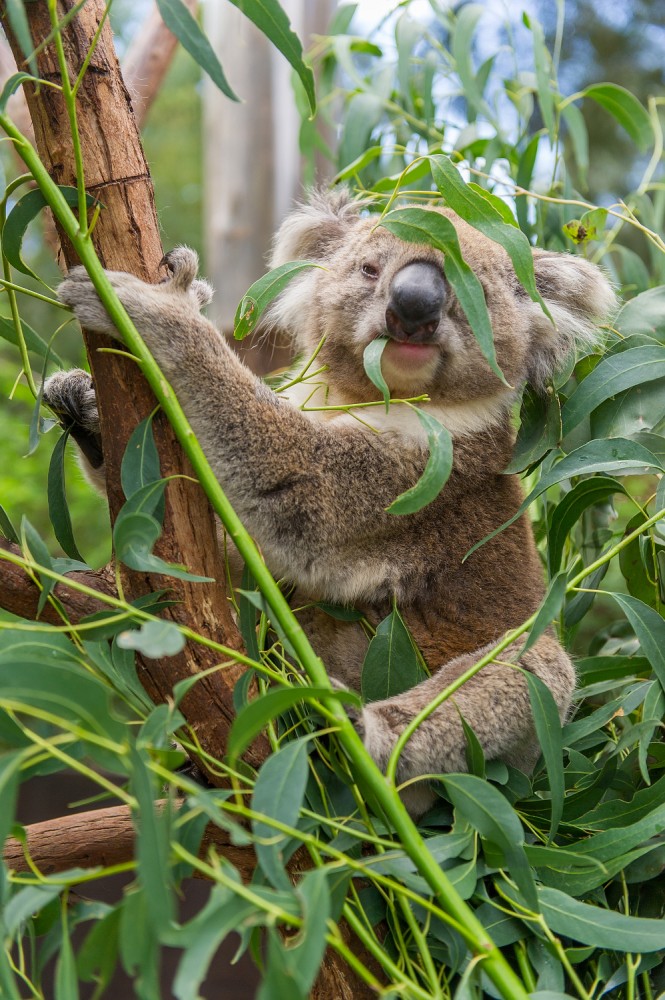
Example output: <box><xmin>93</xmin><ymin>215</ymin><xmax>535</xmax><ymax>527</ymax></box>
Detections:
<box><xmin>202</xmin><ymin>0</ymin><xmax>335</xmax><ymax>374</ymax></box>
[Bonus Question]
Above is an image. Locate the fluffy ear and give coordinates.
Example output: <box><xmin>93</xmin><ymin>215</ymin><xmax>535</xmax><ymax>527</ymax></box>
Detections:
<box><xmin>525</xmin><ymin>250</ymin><xmax>617</xmax><ymax>387</ymax></box>
<box><xmin>269</xmin><ymin>188</ymin><xmax>364</xmax><ymax>267</ymax></box>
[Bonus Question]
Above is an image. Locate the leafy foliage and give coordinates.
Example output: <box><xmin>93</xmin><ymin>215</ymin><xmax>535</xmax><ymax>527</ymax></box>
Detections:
<box><xmin>1</xmin><ymin>2</ymin><xmax>665</xmax><ymax>998</ymax></box>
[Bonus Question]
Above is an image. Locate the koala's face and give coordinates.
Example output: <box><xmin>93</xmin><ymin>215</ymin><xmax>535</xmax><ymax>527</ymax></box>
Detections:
<box><xmin>270</xmin><ymin>192</ymin><xmax>616</xmax><ymax>406</ymax></box>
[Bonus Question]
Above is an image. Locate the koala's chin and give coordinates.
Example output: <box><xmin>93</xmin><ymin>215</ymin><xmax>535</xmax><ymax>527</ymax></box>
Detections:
<box><xmin>46</xmin><ymin>190</ymin><xmax>616</xmax><ymax>816</ymax></box>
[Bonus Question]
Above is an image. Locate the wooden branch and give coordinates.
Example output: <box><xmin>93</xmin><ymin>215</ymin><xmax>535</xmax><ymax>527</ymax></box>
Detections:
<box><xmin>0</xmin><ymin>538</ymin><xmax>115</xmax><ymax>623</ymax></box>
<box><xmin>1</xmin><ymin>0</ymin><xmax>268</xmax><ymax>772</ymax></box>
<box><xmin>3</xmin><ymin>802</ymin><xmax>256</xmax><ymax>879</ymax></box>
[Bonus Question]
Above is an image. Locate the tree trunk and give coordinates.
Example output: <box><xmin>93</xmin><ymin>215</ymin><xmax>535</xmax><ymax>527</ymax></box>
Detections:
<box><xmin>1</xmin><ymin>0</ymin><xmax>265</xmax><ymax>772</ymax></box>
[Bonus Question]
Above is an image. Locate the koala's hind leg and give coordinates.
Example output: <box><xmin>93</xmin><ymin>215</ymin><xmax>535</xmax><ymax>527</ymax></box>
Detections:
<box><xmin>353</xmin><ymin>633</ymin><xmax>575</xmax><ymax>818</ymax></box>
<box><xmin>42</xmin><ymin>369</ymin><xmax>105</xmax><ymax>493</ymax></box>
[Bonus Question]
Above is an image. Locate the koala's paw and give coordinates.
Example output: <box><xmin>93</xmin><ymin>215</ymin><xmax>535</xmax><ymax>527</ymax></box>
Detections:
<box><xmin>42</xmin><ymin>369</ymin><xmax>99</xmax><ymax>433</ymax></box>
<box><xmin>160</xmin><ymin>246</ymin><xmax>214</xmax><ymax>308</ymax></box>
<box><xmin>58</xmin><ymin>267</ymin><xmax>127</xmax><ymax>335</ymax></box>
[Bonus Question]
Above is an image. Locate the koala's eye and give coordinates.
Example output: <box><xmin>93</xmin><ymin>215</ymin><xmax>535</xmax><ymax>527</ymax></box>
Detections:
<box><xmin>361</xmin><ymin>263</ymin><xmax>379</xmax><ymax>279</ymax></box>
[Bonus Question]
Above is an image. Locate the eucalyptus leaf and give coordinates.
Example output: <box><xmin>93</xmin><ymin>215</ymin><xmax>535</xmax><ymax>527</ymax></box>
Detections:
<box><xmin>580</xmin><ymin>83</ymin><xmax>653</xmax><ymax>150</ymax></box>
<box><xmin>361</xmin><ymin>606</ymin><xmax>426</xmax><ymax>702</ymax></box>
<box><xmin>3</xmin><ymin>188</ymin><xmax>98</xmax><ymax>282</ymax></box>
<box><xmin>362</xmin><ymin>336</ymin><xmax>390</xmax><ymax>411</ymax></box>
<box><xmin>47</xmin><ymin>429</ymin><xmax>83</xmax><ymax>561</ymax></box>
<box><xmin>387</xmin><ymin>408</ymin><xmax>453</xmax><ymax>514</ymax></box>
<box><xmin>252</xmin><ymin>736</ymin><xmax>310</xmax><ymax>889</ymax></box>
<box><xmin>234</xmin><ymin>261</ymin><xmax>319</xmax><ymax>341</ymax></box>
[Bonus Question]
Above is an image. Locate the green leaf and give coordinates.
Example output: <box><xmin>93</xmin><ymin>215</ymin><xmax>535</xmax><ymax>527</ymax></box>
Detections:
<box><xmin>381</xmin><ymin>208</ymin><xmax>508</xmax><ymax>386</ymax></box>
<box><xmin>538</xmin><ymin>886</ymin><xmax>665</xmax><ymax>951</ymax></box>
<box><xmin>2</xmin><ymin>884</ymin><xmax>63</xmax><ymax>936</ymax></box>
<box><xmin>228</xmin><ymin>685</ymin><xmax>360</xmax><ymax>761</ymax></box>
<box><xmin>386</xmin><ymin>408</ymin><xmax>453</xmax><ymax>514</ymax></box>
<box><xmin>561</xmin><ymin>102</ymin><xmax>589</xmax><ymax>188</ymax></box>
<box><xmin>116</xmin><ymin>620</ymin><xmax>186</xmax><ymax>659</ymax></box>
<box><xmin>619</xmin><ymin>511</ymin><xmax>659</xmax><ymax>608</ymax></box>
<box><xmin>0</xmin><ymin>504</ymin><xmax>19</xmax><ymax>544</ymax></box>
<box><xmin>3</xmin><ymin>4</ymin><xmax>37</xmax><ymax>76</ymax></box>
<box><xmin>77</xmin><ymin>908</ymin><xmax>121</xmax><ymax>993</ymax></box>
<box><xmin>131</xmin><ymin>747</ymin><xmax>174</xmax><ymax>933</ymax></box>
<box><xmin>227</xmin><ymin>0</ymin><xmax>316</xmax><ymax>115</ymax></box>
<box><xmin>439</xmin><ymin>773</ymin><xmax>538</xmax><ymax>910</ymax></box>
<box><xmin>239</xmin><ymin>565</ymin><xmax>260</xmax><ymax>661</ymax></box>
<box><xmin>520</xmin><ymin>570</ymin><xmax>568</xmax><ymax>657</ymax></box>
<box><xmin>430</xmin><ymin>154</ymin><xmax>548</xmax><ymax>315</ymax></box>
<box><xmin>121</xmin><ymin>412</ymin><xmax>162</xmax><ymax>499</ymax></box>
<box><xmin>0</xmin><ymin>72</ymin><xmax>40</xmax><ymax>113</ymax></box>
<box><xmin>155</xmin><ymin>0</ymin><xmax>239</xmax><ymax>101</ymax></box>
<box><xmin>547</xmin><ymin>476</ymin><xmax>626</xmax><ymax>573</ymax></box>
<box><xmin>234</xmin><ymin>261</ymin><xmax>319</xmax><ymax>341</ymax></box>
<box><xmin>47</xmin><ymin>429</ymin><xmax>83</xmax><ymax>561</ymax></box>
<box><xmin>253</xmin><ymin>736</ymin><xmax>310</xmax><ymax>888</ymax></box>
<box><xmin>0</xmin><ymin>753</ymin><xmax>22</xmax><ymax>850</ymax></box>
<box><xmin>524</xmin><ymin>672</ymin><xmax>564</xmax><ymax>842</ymax></box>
<box><xmin>527</xmin><ymin>13</ymin><xmax>556</xmax><ymax>139</ymax></box>
<box><xmin>580</xmin><ymin>84</ymin><xmax>653</xmax><ymax>150</ymax></box>
<box><xmin>614</xmin><ymin>286</ymin><xmax>665</xmax><ymax>337</ymax></box>
<box><xmin>451</xmin><ymin>4</ymin><xmax>491</xmax><ymax>122</ymax></box>
<box><xmin>289</xmin><ymin>868</ymin><xmax>331</xmax><ymax>993</ymax></box>
<box><xmin>362</xmin><ymin>336</ymin><xmax>390</xmax><ymax>411</ymax></box>
<box><xmin>467</xmin><ymin>438</ymin><xmax>663</xmax><ymax>560</ymax></box>
<box><xmin>55</xmin><ymin>904</ymin><xmax>79</xmax><ymax>1000</ymax></box>
<box><xmin>504</xmin><ymin>386</ymin><xmax>561</xmax><ymax>474</ymax></box>
<box><xmin>361</xmin><ymin>606</ymin><xmax>427</xmax><ymax>702</ymax></box>
<box><xmin>113</xmin><ymin>511</ymin><xmax>212</xmax><ymax>582</ymax></box>
<box><xmin>459</xmin><ymin>712</ymin><xmax>485</xmax><ymax>778</ymax></box>
<box><xmin>562</xmin><ymin>346</ymin><xmax>665</xmax><ymax>435</ymax></box>
<box><xmin>3</xmin><ymin>188</ymin><xmax>98</xmax><ymax>281</ymax></box>
<box><xmin>611</xmin><ymin>594</ymin><xmax>665</xmax><ymax>693</ymax></box>
<box><xmin>20</xmin><ymin>516</ymin><xmax>55</xmax><ymax>615</ymax></box>
<box><xmin>0</xmin><ymin>314</ymin><xmax>64</xmax><ymax>366</ymax></box>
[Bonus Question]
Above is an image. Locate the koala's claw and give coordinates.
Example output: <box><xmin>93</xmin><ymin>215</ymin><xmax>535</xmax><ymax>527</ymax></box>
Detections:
<box><xmin>42</xmin><ymin>369</ymin><xmax>99</xmax><ymax>433</ymax></box>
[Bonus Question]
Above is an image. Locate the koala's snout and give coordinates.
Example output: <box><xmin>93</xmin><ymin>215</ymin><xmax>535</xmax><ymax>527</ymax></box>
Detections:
<box><xmin>385</xmin><ymin>261</ymin><xmax>446</xmax><ymax>342</ymax></box>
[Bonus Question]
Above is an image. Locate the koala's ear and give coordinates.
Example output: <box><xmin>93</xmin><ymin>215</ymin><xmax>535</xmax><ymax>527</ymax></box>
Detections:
<box><xmin>269</xmin><ymin>188</ymin><xmax>364</xmax><ymax>267</ymax></box>
<box><xmin>525</xmin><ymin>249</ymin><xmax>617</xmax><ymax>387</ymax></box>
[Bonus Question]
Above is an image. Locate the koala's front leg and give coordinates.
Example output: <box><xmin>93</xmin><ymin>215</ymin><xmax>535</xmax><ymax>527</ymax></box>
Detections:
<box><xmin>354</xmin><ymin>633</ymin><xmax>575</xmax><ymax>818</ymax></box>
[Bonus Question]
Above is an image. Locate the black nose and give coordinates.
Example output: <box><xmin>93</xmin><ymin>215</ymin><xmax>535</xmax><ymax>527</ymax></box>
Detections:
<box><xmin>385</xmin><ymin>261</ymin><xmax>446</xmax><ymax>341</ymax></box>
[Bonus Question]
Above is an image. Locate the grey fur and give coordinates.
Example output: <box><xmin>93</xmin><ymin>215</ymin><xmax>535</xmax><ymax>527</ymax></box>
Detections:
<box><xmin>46</xmin><ymin>194</ymin><xmax>617</xmax><ymax>817</ymax></box>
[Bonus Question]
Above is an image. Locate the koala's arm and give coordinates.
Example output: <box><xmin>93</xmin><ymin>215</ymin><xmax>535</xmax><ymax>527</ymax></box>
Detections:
<box><xmin>56</xmin><ymin>254</ymin><xmax>427</xmax><ymax>572</ymax></box>
<box><xmin>353</xmin><ymin>632</ymin><xmax>575</xmax><ymax>817</ymax></box>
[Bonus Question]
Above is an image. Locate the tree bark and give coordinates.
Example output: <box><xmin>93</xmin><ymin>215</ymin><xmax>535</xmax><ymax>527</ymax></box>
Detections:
<box><xmin>1</xmin><ymin>0</ymin><xmax>266</xmax><ymax>771</ymax></box>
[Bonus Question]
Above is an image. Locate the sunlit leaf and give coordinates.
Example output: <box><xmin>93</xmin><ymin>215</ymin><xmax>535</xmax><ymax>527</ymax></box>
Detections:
<box><xmin>580</xmin><ymin>84</ymin><xmax>653</xmax><ymax>150</ymax></box>
<box><xmin>234</xmin><ymin>261</ymin><xmax>319</xmax><ymax>341</ymax></box>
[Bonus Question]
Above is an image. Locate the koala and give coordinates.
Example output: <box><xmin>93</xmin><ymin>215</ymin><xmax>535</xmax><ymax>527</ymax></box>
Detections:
<box><xmin>43</xmin><ymin>191</ymin><xmax>616</xmax><ymax>817</ymax></box>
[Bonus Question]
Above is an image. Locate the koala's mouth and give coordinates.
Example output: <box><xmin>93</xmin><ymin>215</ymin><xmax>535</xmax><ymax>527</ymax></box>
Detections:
<box><xmin>381</xmin><ymin>339</ymin><xmax>440</xmax><ymax>378</ymax></box>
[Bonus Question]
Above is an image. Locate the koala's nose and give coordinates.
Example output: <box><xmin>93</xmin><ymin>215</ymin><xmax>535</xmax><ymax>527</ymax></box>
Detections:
<box><xmin>385</xmin><ymin>261</ymin><xmax>446</xmax><ymax>341</ymax></box>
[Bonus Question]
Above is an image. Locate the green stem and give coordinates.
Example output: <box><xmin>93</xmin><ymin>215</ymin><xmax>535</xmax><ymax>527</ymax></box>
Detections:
<box><xmin>0</xmin><ymin>115</ymin><xmax>533</xmax><ymax>1000</ymax></box>
<box><xmin>47</xmin><ymin>0</ymin><xmax>88</xmax><ymax>229</ymax></box>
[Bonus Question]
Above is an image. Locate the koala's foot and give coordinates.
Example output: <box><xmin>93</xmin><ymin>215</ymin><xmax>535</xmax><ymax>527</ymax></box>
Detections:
<box><xmin>42</xmin><ymin>369</ymin><xmax>103</xmax><ymax>471</ymax></box>
<box><xmin>58</xmin><ymin>248</ymin><xmax>214</xmax><ymax>340</ymax></box>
